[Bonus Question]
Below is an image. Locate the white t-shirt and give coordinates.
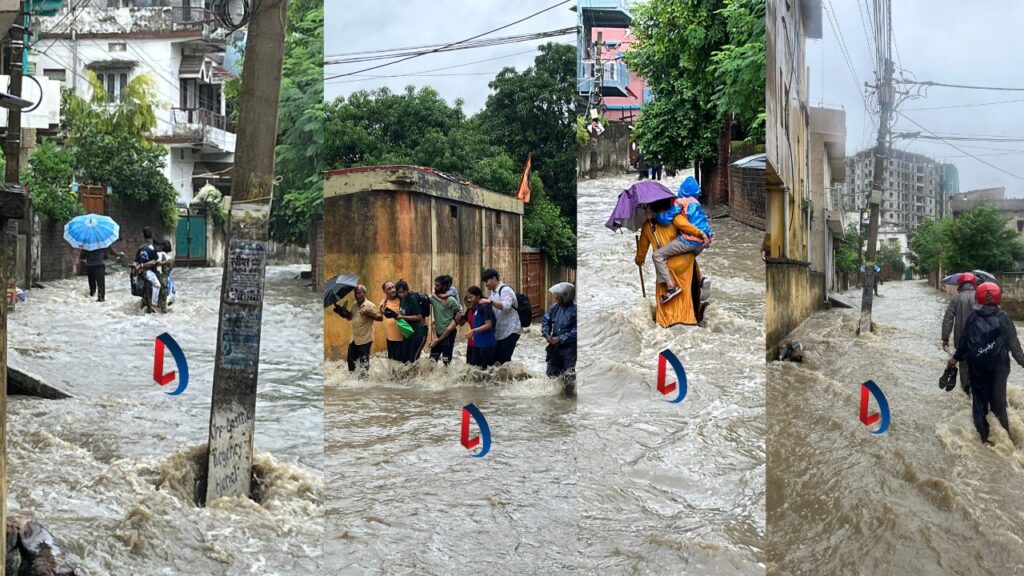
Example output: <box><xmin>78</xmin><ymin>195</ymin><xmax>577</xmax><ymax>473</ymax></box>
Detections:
<box><xmin>490</xmin><ymin>282</ymin><xmax>522</xmax><ymax>341</ymax></box>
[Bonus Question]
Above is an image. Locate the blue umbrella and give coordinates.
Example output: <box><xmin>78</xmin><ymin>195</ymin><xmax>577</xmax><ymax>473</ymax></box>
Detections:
<box><xmin>860</xmin><ymin>264</ymin><xmax>881</xmax><ymax>273</ymax></box>
<box><xmin>64</xmin><ymin>214</ymin><xmax>119</xmax><ymax>250</ymax></box>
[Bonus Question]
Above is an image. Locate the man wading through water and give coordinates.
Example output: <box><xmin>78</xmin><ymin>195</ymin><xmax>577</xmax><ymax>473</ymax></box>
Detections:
<box><xmin>949</xmin><ymin>282</ymin><xmax>1024</xmax><ymax>444</ymax></box>
<box><xmin>335</xmin><ymin>284</ymin><xmax>381</xmax><ymax>374</ymax></box>
<box><xmin>942</xmin><ymin>272</ymin><xmax>979</xmax><ymax>395</ymax></box>
<box><xmin>480</xmin><ymin>268</ymin><xmax>522</xmax><ymax>365</ymax></box>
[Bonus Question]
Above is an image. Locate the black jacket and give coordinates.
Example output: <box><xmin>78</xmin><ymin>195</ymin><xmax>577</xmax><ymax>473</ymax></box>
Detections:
<box><xmin>81</xmin><ymin>248</ymin><xmax>107</xmax><ymax>267</ymax></box>
<box><xmin>954</xmin><ymin>305</ymin><xmax>1024</xmax><ymax>368</ymax></box>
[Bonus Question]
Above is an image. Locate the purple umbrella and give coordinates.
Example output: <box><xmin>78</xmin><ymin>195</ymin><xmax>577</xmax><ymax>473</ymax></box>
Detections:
<box><xmin>941</xmin><ymin>273</ymin><xmax>961</xmax><ymax>286</ymax></box>
<box><xmin>605</xmin><ymin>181</ymin><xmax>678</xmax><ymax>231</ymax></box>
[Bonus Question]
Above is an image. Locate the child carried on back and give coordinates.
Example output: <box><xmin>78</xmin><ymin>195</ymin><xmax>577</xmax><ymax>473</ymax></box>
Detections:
<box><xmin>654</xmin><ymin>176</ymin><xmax>714</xmax><ymax>304</ymax></box>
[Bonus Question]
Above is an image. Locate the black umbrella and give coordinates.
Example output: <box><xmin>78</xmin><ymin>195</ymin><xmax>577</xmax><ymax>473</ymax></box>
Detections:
<box><xmin>972</xmin><ymin>270</ymin><xmax>998</xmax><ymax>285</ymax></box>
<box><xmin>323</xmin><ymin>274</ymin><xmax>359</xmax><ymax>308</ymax></box>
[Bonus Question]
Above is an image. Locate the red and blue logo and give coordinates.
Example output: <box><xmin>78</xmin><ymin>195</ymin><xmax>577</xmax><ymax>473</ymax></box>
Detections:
<box><xmin>154</xmin><ymin>333</ymin><xmax>189</xmax><ymax>396</ymax></box>
<box><xmin>656</xmin><ymin>349</ymin><xmax>687</xmax><ymax>404</ymax></box>
<box><xmin>461</xmin><ymin>403</ymin><xmax>491</xmax><ymax>458</ymax></box>
<box><xmin>860</xmin><ymin>380</ymin><xmax>890</xmax><ymax>434</ymax></box>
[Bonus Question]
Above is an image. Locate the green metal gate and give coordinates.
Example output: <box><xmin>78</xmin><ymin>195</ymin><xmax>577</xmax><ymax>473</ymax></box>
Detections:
<box><xmin>176</xmin><ymin>214</ymin><xmax>207</xmax><ymax>264</ymax></box>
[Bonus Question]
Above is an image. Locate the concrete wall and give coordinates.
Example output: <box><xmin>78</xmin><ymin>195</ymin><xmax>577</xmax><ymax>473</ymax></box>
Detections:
<box><xmin>323</xmin><ymin>167</ymin><xmax>523</xmax><ymax>361</ymax></box>
<box><xmin>578</xmin><ymin>122</ymin><xmax>631</xmax><ymax>178</ymax></box>
<box><xmin>994</xmin><ymin>273</ymin><xmax>1024</xmax><ymax>320</ymax></box>
<box><xmin>35</xmin><ymin>196</ymin><xmax>173</xmax><ymax>283</ymax></box>
<box><xmin>766</xmin><ymin>258</ymin><xmax>821</xmax><ymax>360</ymax></box>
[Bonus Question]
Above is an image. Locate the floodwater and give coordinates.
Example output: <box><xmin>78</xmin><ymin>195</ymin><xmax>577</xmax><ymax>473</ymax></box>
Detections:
<box><xmin>768</xmin><ymin>280</ymin><xmax>1024</xmax><ymax>575</ymax></box>
<box><xmin>577</xmin><ymin>172</ymin><xmax>766</xmax><ymax>574</ymax></box>
<box><xmin>7</xmin><ymin>265</ymin><xmax>323</xmax><ymax>575</ymax></box>
<box><xmin>324</xmin><ymin>311</ymin><xmax>576</xmax><ymax>572</ymax></box>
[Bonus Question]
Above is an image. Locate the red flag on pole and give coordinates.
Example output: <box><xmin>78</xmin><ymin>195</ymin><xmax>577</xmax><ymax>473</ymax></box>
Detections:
<box><xmin>516</xmin><ymin>153</ymin><xmax>532</xmax><ymax>203</ymax></box>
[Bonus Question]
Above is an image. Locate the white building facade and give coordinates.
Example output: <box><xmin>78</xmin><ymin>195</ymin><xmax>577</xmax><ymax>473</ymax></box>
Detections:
<box><xmin>33</xmin><ymin>0</ymin><xmax>238</xmax><ymax>204</ymax></box>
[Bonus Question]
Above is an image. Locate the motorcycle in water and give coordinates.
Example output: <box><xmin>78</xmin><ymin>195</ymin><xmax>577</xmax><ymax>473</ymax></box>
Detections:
<box><xmin>123</xmin><ymin>254</ymin><xmax>175</xmax><ymax>312</ymax></box>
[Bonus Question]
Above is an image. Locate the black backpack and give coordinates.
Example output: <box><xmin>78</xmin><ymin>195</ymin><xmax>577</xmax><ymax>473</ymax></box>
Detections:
<box><xmin>411</xmin><ymin>291</ymin><xmax>431</xmax><ymax>318</ymax></box>
<box><xmin>963</xmin><ymin>311</ymin><xmax>1008</xmax><ymax>372</ymax></box>
<box><xmin>501</xmin><ymin>286</ymin><xmax>532</xmax><ymax>327</ymax></box>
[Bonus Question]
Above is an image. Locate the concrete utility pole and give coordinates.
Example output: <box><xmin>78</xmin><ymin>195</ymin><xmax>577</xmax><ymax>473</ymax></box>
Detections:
<box><xmin>0</xmin><ymin>0</ymin><xmax>29</xmax><ymax>564</ymax></box>
<box><xmin>205</xmin><ymin>0</ymin><xmax>289</xmax><ymax>505</ymax></box>
<box><xmin>858</xmin><ymin>0</ymin><xmax>893</xmax><ymax>335</ymax></box>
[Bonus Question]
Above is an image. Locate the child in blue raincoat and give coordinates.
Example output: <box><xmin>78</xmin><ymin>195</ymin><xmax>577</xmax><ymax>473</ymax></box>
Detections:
<box><xmin>654</xmin><ymin>176</ymin><xmax>714</xmax><ymax>304</ymax></box>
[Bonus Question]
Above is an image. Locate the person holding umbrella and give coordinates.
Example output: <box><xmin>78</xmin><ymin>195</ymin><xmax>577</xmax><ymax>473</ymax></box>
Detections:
<box><xmin>335</xmin><ymin>284</ymin><xmax>381</xmax><ymax>374</ymax></box>
<box><xmin>942</xmin><ymin>272</ymin><xmax>979</xmax><ymax>395</ymax></box>
<box><xmin>64</xmin><ymin>213</ymin><xmax>120</xmax><ymax>303</ymax></box>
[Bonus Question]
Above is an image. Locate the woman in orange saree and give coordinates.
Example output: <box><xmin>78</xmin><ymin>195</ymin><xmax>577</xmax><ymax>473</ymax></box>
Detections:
<box><xmin>635</xmin><ymin>213</ymin><xmax>705</xmax><ymax>328</ymax></box>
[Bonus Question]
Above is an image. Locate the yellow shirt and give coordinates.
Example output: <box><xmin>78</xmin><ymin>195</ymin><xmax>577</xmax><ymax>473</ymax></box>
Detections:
<box><xmin>381</xmin><ymin>297</ymin><xmax>404</xmax><ymax>342</ymax></box>
<box><xmin>350</xmin><ymin>298</ymin><xmax>377</xmax><ymax>346</ymax></box>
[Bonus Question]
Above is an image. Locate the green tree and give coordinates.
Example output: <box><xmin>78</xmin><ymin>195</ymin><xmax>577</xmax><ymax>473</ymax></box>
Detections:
<box><xmin>323</xmin><ymin>44</ymin><xmax>577</xmax><ymax>266</ymax></box>
<box><xmin>24</xmin><ymin>140</ymin><xmax>79</xmax><ymax>221</ymax></box>
<box><xmin>627</xmin><ymin>0</ymin><xmax>725</xmax><ymax>169</ymax></box>
<box><xmin>270</xmin><ymin>0</ymin><xmax>324</xmax><ymax>245</ymax></box>
<box><xmin>708</xmin><ymin>0</ymin><xmax>767</xmax><ymax>142</ymax></box>
<box><xmin>31</xmin><ymin>73</ymin><xmax>179</xmax><ymax>226</ymax></box>
<box><xmin>877</xmin><ymin>241</ymin><xmax>905</xmax><ymax>276</ymax></box>
<box><xmin>835</xmin><ymin>223</ymin><xmax>863</xmax><ymax>273</ymax></box>
<box><xmin>909</xmin><ymin>217</ymin><xmax>950</xmax><ymax>275</ymax></box>
<box><xmin>477</xmin><ymin>43</ymin><xmax>577</xmax><ymax>229</ymax></box>
<box><xmin>945</xmin><ymin>204</ymin><xmax>1024</xmax><ymax>272</ymax></box>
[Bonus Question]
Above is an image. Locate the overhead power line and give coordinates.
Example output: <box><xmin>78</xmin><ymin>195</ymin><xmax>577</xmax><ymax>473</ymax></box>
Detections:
<box><xmin>903</xmin><ymin>97</ymin><xmax>1024</xmax><ymax>111</ymax></box>
<box><xmin>325</xmin><ymin>48</ymin><xmax>539</xmax><ymax>86</ymax></box>
<box><xmin>323</xmin><ymin>29</ymin><xmax>573</xmax><ymax>66</ymax></box>
<box><xmin>897</xmin><ymin>80</ymin><xmax>1024</xmax><ymax>92</ymax></box>
<box><xmin>324</xmin><ymin>0</ymin><xmax>572</xmax><ymax>80</ymax></box>
<box><xmin>897</xmin><ymin>111</ymin><xmax>1024</xmax><ymax>182</ymax></box>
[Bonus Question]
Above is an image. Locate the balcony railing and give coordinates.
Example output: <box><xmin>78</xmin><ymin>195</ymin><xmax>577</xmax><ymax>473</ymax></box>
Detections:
<box><xmin>172</xmin><ymin>107</ymin><xmax>235</xmax><ymax>134</ymax></box>
<box><xmin>171</xmin><ymin>7</ymin><xmax>211</xmax><ymax>24</ymax></box>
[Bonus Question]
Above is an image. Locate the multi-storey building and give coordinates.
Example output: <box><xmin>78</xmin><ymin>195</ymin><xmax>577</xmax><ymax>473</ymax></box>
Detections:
<box><xmin>33</xmin><ymin>0</ymin><xmax>239</xmax><ymax>204</ymax></box>
<box><xmin>843</xmin><ymin>148</ymin><xmax>947</xmax><ymax>233</ymax></box>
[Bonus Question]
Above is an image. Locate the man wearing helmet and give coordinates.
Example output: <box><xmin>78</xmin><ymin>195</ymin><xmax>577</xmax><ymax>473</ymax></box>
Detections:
<box><xmin>948</xmin><ymin>282</ymin><xmax>1024</xmax><ymax>444</ymax></box>
<box><xmin>942</xmin><ymin>272</ymin><xmax>979</xmax><ymax>395</ymax></box>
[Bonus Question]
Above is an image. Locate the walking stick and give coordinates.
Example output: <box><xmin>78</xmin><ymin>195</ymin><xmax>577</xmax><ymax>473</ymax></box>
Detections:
<box><xmin>635</xmin><ymin>234</ymin><xmax>646</xmax><ymax>298</ymax></box>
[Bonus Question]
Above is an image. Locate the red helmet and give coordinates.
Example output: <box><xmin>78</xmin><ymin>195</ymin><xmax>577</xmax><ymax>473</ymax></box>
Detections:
<box><xmin>976</xmin><ymin>282</ymin><xmax>1002</xmax><ymax>306</ymax></box>
<box><xmin>958</xmin><ymin>272</ymin><xmax>978</xmax><ymax>286</ymax></box>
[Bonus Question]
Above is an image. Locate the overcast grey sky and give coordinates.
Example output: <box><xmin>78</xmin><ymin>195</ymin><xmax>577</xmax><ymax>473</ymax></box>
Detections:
<box><xmin>809</xmin><ymin>0</ymin><xmax>1024</xmax><ymax>196</ymax></box>
<box><xmin>323</xmin><ymin>1</ymin><xmax>576</xmax><ymax>114</ymax></box>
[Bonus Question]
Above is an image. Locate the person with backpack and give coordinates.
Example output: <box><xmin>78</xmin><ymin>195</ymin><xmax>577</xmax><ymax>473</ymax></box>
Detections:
<box><xmin>395</xmin><ymin>280</ymin><xmax>428</xmax><ymax>363</ymax></box>
<box><xmin>942</xmin><ymin>272</ymin><xmax>979</xmax><ymax>395</ymax></box>
<box><xmin>542</xmin><ymin>282</ymin><xmax>577</xmax><ymax>396</ymax></box>
<box><xmin>948</xmin><ymin>282</ymin><xmax>1024</xmax><ymax>444</ymax></box>
<box><xmin>428</xmin><ymin>275</ymin><xmax>461</xmax><ymax>365</ymax></box>
<box><xmin>480</xmin><ymin>268</ymin><xmax>524</xmax><ymax>365</ymax></box>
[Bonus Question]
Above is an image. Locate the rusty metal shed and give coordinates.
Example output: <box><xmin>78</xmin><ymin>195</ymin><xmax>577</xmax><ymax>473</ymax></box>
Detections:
<box><xmin>323</xmin><ymin>165</ymin><xmax>524</xmax><ymax>361</ymax></box>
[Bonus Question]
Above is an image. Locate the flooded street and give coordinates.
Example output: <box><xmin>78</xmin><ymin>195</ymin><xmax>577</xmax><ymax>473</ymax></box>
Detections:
<box><xmin>577</xmin><ymin>172</ymin><xmax>766</xmax><ymax>574</ymax></box>
<box><xmin>7</xmin><ymin>265</ymin><xmax>323</xmax><ymax>575</ymax></box>
<box><xmin>324</xmin><ymin>320</ymin><xmax>576</xmax><ymax>573</ymax></box>
<box><xmin>768</xmin><ymin>280</ymin><xmax>1024</xmax><ymax>575</ymax></box>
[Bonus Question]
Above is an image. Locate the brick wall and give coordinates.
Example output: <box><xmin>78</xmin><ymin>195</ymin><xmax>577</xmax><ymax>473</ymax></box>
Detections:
<box><xmin>35</xmin><ymin>197</ymin><xmax>171</xmax><ymax>283</ymax></box>
<box><xmin>729</xmin><ymin>165</ymin><xmax>766</xmax><ymax>230</ymax></box>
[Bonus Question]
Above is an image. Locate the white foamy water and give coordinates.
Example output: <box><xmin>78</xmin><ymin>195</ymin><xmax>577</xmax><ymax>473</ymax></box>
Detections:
<box><xmin>324</xmin><ymin>313</ymin><xmax>576</xmax><ymax>574</ymax></box>
<box><xmin>768</xmin><ymin>280</ymin><xmax>1024</xmax><ymax>575</ymax></box>
<box><xmin>7</xmin><ymin>265</ymin><xmax>323</xmax><ymax>574</ymax></box>
<box><xmin>577</xmin><ymin>172</ymin><xmax>766</xmax><ymax>574</ymax></box>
